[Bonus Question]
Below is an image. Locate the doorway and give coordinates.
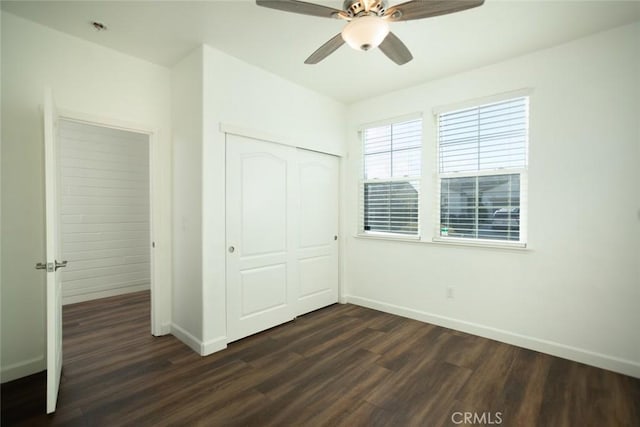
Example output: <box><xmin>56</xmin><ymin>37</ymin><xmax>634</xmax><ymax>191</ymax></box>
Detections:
<box><xmin>56</xmin><ymin>118</ymin><xmax>154</xmax><ymax>313</ymax></box>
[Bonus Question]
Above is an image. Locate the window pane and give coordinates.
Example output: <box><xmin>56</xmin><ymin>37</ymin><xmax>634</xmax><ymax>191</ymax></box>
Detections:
<box><xmin>364</xmin><ymin>125</ymin><xmax>391</xmax><ymax>154</ymax></box>
<box><xmin>440</xmin><ymin>176</ymin><xmax>477</xmax><ymax>238</ymax></box>
<box><xmin>477</xmin><ymin>174</ymin><xmax>520</xmax><ymax>240</ymax></box>
<box><xmin>392</xmin><ymin>120</ymin><xmax>422</xmax><ymax>150</ymax></box>
<box><xmin>439</xmin><ymin>139</ymin><xmax>479</xmax><ymax>173</ymax></box>
<box><xmin>440</xmin><ymin>174</ymin><xmax>520</xmax><ymax>241</ymax></box>
<box><xmin>392</xmin><ymin>148</ymin><xmax>421</xmax><ymax>178</ymax></box>
<box><xmin>440</xmin><ymin>97</ymin><xmax>528</xmax><ymax>173</ymax></box>
<box><xmin>364</xmin><ymin>152</ymin><xmax>391</xmax><ymax>179</ymax></box>
<box><xmin>364</xmin><ymin>181</ymin><xmax>419</xmax><ymax>235</ymax></box>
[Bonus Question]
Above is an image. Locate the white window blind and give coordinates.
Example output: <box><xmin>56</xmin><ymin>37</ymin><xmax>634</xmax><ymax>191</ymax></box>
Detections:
<box><xmin>361</xmin><ymin>118</ymin><xmax>422</xmax><ymax>236</ymax></box>
<box><xmin>438</xmin><ymin>97</ymin><xmax>528</xmax><ymax>243</ymax></box>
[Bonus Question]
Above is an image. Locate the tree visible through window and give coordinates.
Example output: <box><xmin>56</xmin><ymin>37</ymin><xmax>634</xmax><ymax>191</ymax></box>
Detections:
<box><xmin>361</xmin><ymin>118</ymin><xmax>422</xmax><ymax>236</ymax></box>
<box><xmin>438</xmin><ymin>97</ymin><xmax>528</xmax><ymax>242</ymax></box>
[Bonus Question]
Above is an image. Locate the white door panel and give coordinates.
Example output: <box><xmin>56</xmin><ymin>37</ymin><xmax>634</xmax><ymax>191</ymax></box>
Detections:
<box><xmin>298</xmin><ymin>255</ymin><xmax>333</xmax><ymax>298</ymax></box>
<box><xmin>298</xmin><ymin>165</ymin><xmax>335</xmax><ymax>248</ymax></box>
<box><xmin>240</xmin><ymin>264</ymin><xmax>287</xmax><ymax>317</ymax></box>
<box><xmin>226</xmin><ymin>135</ymin><xmax>296</xmax><ymax>342</ymax></box>
<box><xmin>44</xmin><ymin>88</ymin><xmax>63</xmax><ymax>413</ymax></box>
<box><xmin>295</xmin><ymin>149</ymin><xmax>339</xmax><ymax>316</ymax></box>
<box><xmin>240</xmin><ymin>154</ymin><xmax>287</xmax><ymax>257</ymax></box>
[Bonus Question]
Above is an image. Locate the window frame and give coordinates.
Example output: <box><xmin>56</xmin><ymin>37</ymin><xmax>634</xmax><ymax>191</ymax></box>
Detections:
<box><xmin>358</xmin><ymin>114</ymin><xmax>423</xmax><ymax>239</ymax></box>
<box><xmin>434</xmin><ymin>94</ymin><xmax>530</xmax><ymax>248</ymax></box>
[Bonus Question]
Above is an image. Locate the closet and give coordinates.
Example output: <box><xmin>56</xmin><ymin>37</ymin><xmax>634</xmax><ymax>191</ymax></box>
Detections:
<box><xmin>225</xmin><ymin>134</ymin><xmax>339</xmax><ymax>342</ymax></box>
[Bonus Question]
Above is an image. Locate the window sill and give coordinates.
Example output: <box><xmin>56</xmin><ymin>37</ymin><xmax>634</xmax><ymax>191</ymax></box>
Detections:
<box><xmin>431</xmin><ymin>237</ymin><xmax>527</xmax><ymax>250</ymax></box>
<box><xmin>353</xmin><ymin>233</ymin><xmax>529</xmax><ymax>251</ymax></box>
<box><xmin>355</xmin><ymin>232</ymin><xmax>421</xmax><ymax>242</ymax></box>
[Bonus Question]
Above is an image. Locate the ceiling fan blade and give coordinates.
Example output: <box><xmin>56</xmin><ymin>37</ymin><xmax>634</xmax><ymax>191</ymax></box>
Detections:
<box><xmin>305</xmin><ymin>33</ymin><xmax>345</xmax><ymax>64</ymax></box>
<box><xmin>256</xmin><ymin>0</ymin><xmax>344</xmax><ymax>19</ymax></box>
<box><xmin>379</xmin><ymin>32</ymin><xmax>413</xmax><ymax>65</ymax></box>
<box><xmin>385</xmin><ymin>0</ymin><xmax>484</xmax><ymax>22</ymax></box>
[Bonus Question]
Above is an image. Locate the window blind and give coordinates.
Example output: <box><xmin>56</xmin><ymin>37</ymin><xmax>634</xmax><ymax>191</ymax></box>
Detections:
<box><xmin>438</xmin><ymin>97</ymin><xmax>528</xmax><ymax>242</ymax></box>
<box><xmin>439</xmin><ymin>97</ymin><xmax>528</xmax><ymax>173</ymax></box>
<box><xmin>361</xmin><ymin>118</ymin><xmax>422</xmax><ymax>236</ymax></box>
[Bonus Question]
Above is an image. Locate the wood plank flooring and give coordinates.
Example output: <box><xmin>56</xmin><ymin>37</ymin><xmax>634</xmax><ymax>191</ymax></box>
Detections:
<box><xmin>2</xmin><ymin>291</ymin><xmax>639</xmax><ymax>426</ymax></box>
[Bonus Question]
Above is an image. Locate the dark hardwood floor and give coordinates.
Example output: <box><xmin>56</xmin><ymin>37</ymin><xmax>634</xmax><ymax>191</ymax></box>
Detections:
<box><xmin>2</xmin><ymin>291</ymin><xmax>639</xmax><ymax>426</ymax></box>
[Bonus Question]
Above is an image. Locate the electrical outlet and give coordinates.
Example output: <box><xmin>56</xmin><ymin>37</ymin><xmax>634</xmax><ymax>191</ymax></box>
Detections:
<box><xmin>446</xmin><ymin>287</ymin><xmax>454</xmax><ymax>299</ymax></box>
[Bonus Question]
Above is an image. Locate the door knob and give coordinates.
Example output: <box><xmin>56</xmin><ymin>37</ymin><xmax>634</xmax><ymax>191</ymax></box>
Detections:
<box><xmin>228</xmin><ymin>246</ymin><xmax>235</xmax><ymax>253</ymax></box>
<box><xmin>35</xmin><ymin>261</ymin><xmax>67</xmax><ymax>272</ymax></box>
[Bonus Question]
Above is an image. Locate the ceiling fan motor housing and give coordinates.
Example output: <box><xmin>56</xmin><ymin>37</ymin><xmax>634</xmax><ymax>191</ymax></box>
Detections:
<box><xmin>343</xmin><ymin>0</ymin><xmax>388</xmax><ymax>18</ymax></box>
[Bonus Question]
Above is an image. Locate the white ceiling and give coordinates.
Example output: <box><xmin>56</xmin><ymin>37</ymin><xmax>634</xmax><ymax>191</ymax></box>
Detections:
<box><xmin>3</xmin><ymin>0</ymin><xmax>639</xmax><ymax>103</ymax></box>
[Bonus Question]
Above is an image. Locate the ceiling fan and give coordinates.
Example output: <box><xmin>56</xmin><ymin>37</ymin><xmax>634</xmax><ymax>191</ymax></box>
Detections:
<box><xmin>256</xmin><ymin>0</ymin><xmax>484</xmax><ymax>65</ymax></box>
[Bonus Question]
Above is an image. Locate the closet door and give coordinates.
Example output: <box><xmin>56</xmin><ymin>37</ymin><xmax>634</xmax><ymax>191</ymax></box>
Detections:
<box><xmin>295</xmin><ymin>149</ymin><xmax>339</xmax><ymax>316</ymax></box>
<box><xmin>226</xmin><ymin>134</ymin><xmax>297</xmax><ymax>342</ymax></box>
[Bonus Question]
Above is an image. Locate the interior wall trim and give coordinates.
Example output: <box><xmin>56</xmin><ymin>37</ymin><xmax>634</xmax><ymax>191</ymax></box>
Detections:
<box><xmin>219</xmin><ymin>123</ymin><xmax>344</xmax><ymax>157</ymax></box>
<box><xmin>170</xmin><ymin>323</ymin><xmax>203</xmax><ymax>355</ymax></box>
<box><xmin>62</xmin><ymin>285</ymin><xmax>150</xmax><ymax>306</ymax></box>
<box><xmin>0</xmin><ymin>355</ymin><xmax>45</xmax><ymax>384</ymax></box>
<box><xmin>202</xmin><ymin>336</ymin><xmax>228</xmax><ymax>356</ymax></box>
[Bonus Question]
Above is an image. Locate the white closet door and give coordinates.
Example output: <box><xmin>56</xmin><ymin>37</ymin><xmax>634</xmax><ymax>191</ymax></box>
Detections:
<box><xmin>295</xmin><ymin>149</ymin><xmax>339</xmax><ymax>316</ymax></box>
<box><xmin>226</xmin><ymin>134</ymin><xmax>297</xmax><ymax>342</ymax></box>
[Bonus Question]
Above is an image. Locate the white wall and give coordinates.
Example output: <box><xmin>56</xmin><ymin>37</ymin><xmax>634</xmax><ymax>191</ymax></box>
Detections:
<box><xmin>344</xmin><ymin>22</ymin><xmax>640</xmax><ymax>377</ymax></box>
<box><xmin>59</xmin><ymin>120</ymin><xmax>151</xmax><ymax>304</ymax></box>
<box><xmin>170</xmin><ymin>44</ymin><xmax>346</xmax><ymax>354</ymax></box>
<box><xmin>171</xmin><ymin>48</ymin><xmax>204</xmax><ymax>348</ymax></box>
<box><xmin>1</xmin><ymin>13</ymin><xmax>173</xmax><ymax>382</ymax></box>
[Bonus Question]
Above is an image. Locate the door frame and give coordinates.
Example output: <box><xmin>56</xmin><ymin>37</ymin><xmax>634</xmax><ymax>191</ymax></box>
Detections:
<box><xmin>55</xmin><ymin>108</ymin><xmax>162</xmax><ymax>335</ymax></box>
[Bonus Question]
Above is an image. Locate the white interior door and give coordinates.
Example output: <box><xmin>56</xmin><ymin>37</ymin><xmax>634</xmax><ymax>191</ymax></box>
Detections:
<box><xmin>43</xmin><ymin>88</ymin><xmax>64</xmax><ymax>413</ymax></box>
<box><xmin>295</xmin><ymin>149</ymin><xmax>339</xmax><ymax>316</ymax></box>
<box><xmin>226</xmin><ymin>134</ymin><xmax>297</xmax><ymax>342</ymax></box>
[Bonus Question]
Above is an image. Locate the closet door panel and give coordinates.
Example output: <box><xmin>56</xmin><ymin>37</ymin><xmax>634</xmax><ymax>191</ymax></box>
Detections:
<box><xmin>226</xmin><ymin>134</ymin><xmax>296</xmax><ymax>342</ymax></box>
<box><xmin>296</xmin><ymin>149</ymin><xmax>339</xmax><ymax>316</ymax></box>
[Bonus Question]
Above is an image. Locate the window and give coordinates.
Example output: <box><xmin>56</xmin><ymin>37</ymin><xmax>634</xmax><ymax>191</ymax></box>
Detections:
<box><xmin>360</xmin><ymin>118</ymin><xmax>422</xmax><ymax>236</ymax></box>
<box><xmin>437</xmin><ymin>96</ymin><xmax>528</xmax><ymax>243</ymax></box>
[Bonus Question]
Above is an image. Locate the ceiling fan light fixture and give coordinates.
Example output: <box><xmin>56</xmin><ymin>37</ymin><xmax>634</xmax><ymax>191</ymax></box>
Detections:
<box><xmin>341</xmin><ymin>15</ymin><xmax>389</xmax><ymax>51</ymax></box>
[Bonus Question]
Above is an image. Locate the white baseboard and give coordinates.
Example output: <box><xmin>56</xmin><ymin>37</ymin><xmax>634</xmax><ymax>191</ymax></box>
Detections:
<box><xmin>63</xmin><ymin>284</ymin><xmax>150</xmax><ymax>305</ymax></box>
<box><xmin>171</xmin><ymin>324</ymin><xmax>227</xmax><ymax>356</ymax></box>
<box><xmin>345</xmin><ymin>295</ymin><xmax>640</xmax><ymax>379</ymax></box>
<box><xmin>1</xmin><ymin>355</ymin><xmax>45</xmax><ymax>384</ymax></box>
<box><xmin>155</xmin><ymin>322</ymin><xmax>172</xmax><ymax>336</ymax></box>
<box><xmin>171</xmin><ymin>323</ymin><xmax>204</xmax><ymax>354</ymax></box>
<box><xmin>202</xmin><ymin>336</ymin><xmax>228</xmax><ymax>356</ymax></box>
